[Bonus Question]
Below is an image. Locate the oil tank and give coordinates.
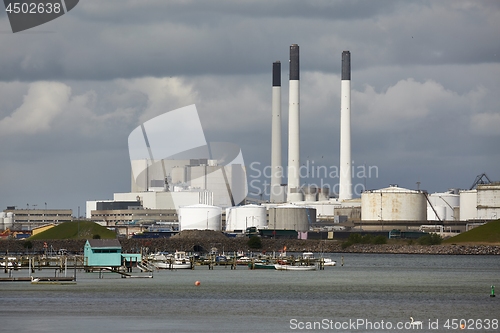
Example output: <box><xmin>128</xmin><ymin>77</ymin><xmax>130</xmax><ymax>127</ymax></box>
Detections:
<box><xmin>427</xmin><ymin>190</ymin><xmax>460</xmax><ymax>221</ymax></box>
<box><xmin>225</xmin><ymin>205</ymin><xmax>267</xmax><ymax>232</ymax></box>
<box><xmin>178</xmin><ymin>204</ymin><xmax>222</xmax><ymax>231</ymax></box>
<box><xmin>459</xmin><ymin>190</ymin><xmax>477</xmax><ymax>221</ymax></box>
<box><xmin>361</xmin><ymin>185</ymin><xmax>426</xmax><ymax>221</ymax></box>
<box><xmin>267</xmin><ymin>205</ymin><xmax>315</xmax><ymax>231</ymax></box>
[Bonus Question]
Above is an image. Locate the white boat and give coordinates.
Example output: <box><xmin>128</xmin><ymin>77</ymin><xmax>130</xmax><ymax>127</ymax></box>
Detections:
<box><xmin>154</xmin><ymin>251</ymin><xmax>192</xmax><ymax>269</ymax></box>
<box><xmin>0</xmin><ymin>257</ymin><xmax>21</xmax><ymax>268</ymax></box>
<box><xmin>322</xmin><ymin>258</ymin><xmax>336</xmax><ymax>266</ymax></box>
<box><xmin>274</xmin><ymin>263</ymin><xmax>316</xmax><ymax>271</ymax></box>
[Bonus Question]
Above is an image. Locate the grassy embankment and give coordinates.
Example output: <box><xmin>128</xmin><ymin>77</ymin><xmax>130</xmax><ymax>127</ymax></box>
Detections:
<box><xmin>28</xmin><ymin>221</ymin><xmax>116</xmax><ymax>240</ymax></box>
<box><xmin>443</xmin><ymin>219</ymin><xmax>500</xmax><ymax>244</ymax></box>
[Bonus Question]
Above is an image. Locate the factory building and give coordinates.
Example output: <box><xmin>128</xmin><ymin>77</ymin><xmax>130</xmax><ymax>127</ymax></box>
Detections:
<box><xmin>459</xmin><ymin>183</ymin><xmax>500</xmax><ymax>221</ymax></box>
<box><xmin>2</xmin><ymin>207</ymin><xmax>72</xmax><ymax>231</ymax></box>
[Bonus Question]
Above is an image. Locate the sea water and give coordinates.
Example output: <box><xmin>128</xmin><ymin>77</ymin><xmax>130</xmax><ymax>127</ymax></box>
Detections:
<box><xmin>1</xmin><ymin>253</ymin><xmax>499</xmax><ymax>333</ymax></box>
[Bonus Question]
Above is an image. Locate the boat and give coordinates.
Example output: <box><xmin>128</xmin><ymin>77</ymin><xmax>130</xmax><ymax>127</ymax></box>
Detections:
<box><xmin>322</xmin><ymin>258</ymin><xmax>336</xmax><ymax>266</ymax></box>
<box><xmin>0</xmin><ymin>257</ymin><xmax>21</xmax><ymax>268</ymax></box>
<box><xmin>248</xmin><ymin>262</ymin><xmax>276</xmax><ymax>270</ymax></box>
<box><xmin>274</xmin><ymin>263</ymin><xmax>316</xmax><ymax>271</ymax></box>
<box><xmin>154</xmin><ymin>251</ymin><xmax>192</xmax><ymax>269</ymax></box>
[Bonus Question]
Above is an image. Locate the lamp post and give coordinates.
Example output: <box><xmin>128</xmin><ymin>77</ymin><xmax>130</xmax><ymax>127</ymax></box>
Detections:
<box><xmin>27</xmin><ymin>203</ymin><xmax>30</xmax><ymax>230</ymax></box>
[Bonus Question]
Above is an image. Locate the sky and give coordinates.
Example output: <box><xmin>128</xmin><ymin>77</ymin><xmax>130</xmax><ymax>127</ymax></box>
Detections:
<box><xmin>0</xmin><ymin>0</ymin><xmax>499</xmax><ymax>215</ymax></box>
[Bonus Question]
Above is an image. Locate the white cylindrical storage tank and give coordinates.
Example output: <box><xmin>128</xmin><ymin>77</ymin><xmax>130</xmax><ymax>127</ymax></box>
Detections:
<box><xmin>427</xmin><ymin>205</ymin><xmax>446</xmax><ymax>221</ymax></box>
<box><xmin>178</xmin><ymin>204</ymin><xmax>222</xmax><ymax>231</ymax></box>
<box><xmin>225</xmin><ymin>205</ymin><xmax>267</xmax><ymax>232</ymax></box>
<box><xmin>361</xmin><ymin>185</ymin><xmax>427</xmax><ymax>221</ymax></box>
<box><xmin>427</xmin><ymin>191</ymin><xmax>460</xmax><ymax>221</ymax></box>
<box><xmin>268</xmin><ymin>205</ymin><xmax>315</xmax><ymax>231</ymax></box>
<box><xmin>459</xmin><ymin>190</ymin><xmax>477</xmax><ymax>221</ymax></box>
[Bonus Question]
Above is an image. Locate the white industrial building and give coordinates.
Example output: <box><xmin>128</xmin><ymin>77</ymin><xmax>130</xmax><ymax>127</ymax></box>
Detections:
<box><xmin>130</xmin><ymin>158</ymin><xmax>246</xmax><ymax>208</ymax></box>
<box><xmin>459</xmin><ymin>183</ymin><xmax>500</xmax><ymax>221</ymax></box>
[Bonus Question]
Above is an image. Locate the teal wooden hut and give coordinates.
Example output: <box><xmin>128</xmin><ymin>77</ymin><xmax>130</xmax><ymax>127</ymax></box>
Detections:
<box><xmin>84</xmin><ymin>239</ymin><xmax>122</xmax><ymax>267</ymax></box>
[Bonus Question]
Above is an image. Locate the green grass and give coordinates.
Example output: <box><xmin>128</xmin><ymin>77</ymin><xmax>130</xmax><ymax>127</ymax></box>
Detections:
<box><xmin>443</xmin><ymin>219</ymin><xmax>500</xmax><ymax>244</ymax></box>
<box><xmin>29</xmin><ymin>221</ymin><xmax>117</xmax><ymax>240</ymax></box>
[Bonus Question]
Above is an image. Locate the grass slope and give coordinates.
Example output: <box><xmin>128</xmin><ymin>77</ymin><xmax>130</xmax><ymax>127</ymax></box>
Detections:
<box><xmin>29</xmin><ymin>221</ymin><xmax>116</xmax><ymax>240</ymax></box>
<box><xmin>443</xmin><ymin>219</ymin><xmax>500</xmax><ymax>244</ymax></box>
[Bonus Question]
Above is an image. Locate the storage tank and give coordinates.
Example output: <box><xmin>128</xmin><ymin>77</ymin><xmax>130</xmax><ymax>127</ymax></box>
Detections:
<box><xmin>427</xmin><ymin>190</ymin><xmax>460</xmax><ymax>221</ymax></box>
<box><xmin>459</xmin><ymin>190</ymin><xmax>477</xmax><ymax>221</ymax></box>
<box><xmin>428</xmin><ymin>205</ymin><xmax>446</xmax><ymax>221</ymax></box>
<box><xmin>361</xmin><ymin>185</ymin><xmax>427</xmax><ymax>221</ymax></box>
<box><xmin>318</xmin><ymin>187</ymin><xmax>330</xmax><ymax>201</ymax></box>
<box><xmin>178</xmin><ymin>204</ymin><xmax>222</xmax><ymax>231</ymax></box>
<box><xmin>268</xmin><ymin>205</ymin><xmax>315</xmax><ymax>231</ymax></box>
<box><xmin>303</xmin><ymin>186</ymin><xmax>318</xmax><ymax>202</ymax></box>
<box><xmin>225</xmin><ymin>205</ymin><xmax>267</xmax><ymax>232</ymax></box>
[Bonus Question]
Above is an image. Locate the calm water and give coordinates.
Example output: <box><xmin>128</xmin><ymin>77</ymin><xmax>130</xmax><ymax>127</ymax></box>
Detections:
<box><xmin>1</xmin><ymin>254</ymin><xmax>499</xmax><ymax>333</ymax></box>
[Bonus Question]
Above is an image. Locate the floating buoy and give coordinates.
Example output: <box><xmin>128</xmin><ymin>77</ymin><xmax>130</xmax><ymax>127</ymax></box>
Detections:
<box><xmin>491</xmin><ymin>285</ymin><xmax>495</xmax><ymax>297</ymax></box>
<box><xmin>195</xmin><ymin>280</ymin><xmax>201</xmax><ymax>286</ymax></box>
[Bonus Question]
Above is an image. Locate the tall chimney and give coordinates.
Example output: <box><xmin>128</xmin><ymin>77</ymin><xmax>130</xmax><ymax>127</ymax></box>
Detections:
<box><xmin>287</xmin><ymin>44</ymin><xmax>303</xmax><ymax>202</ymax></box>
<box><xmin>339</xmin><ymin>51</ymin><xmax>352</xmax><ymax>200</ymax></box>
<box><xmin>270</xmin><ymin>61</ymin><xmax>284</xmax><ymax>203</ymax></box>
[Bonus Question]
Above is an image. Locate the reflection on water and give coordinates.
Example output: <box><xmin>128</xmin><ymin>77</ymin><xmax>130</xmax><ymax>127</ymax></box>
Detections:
<box><xmin>1</xmin><ymin>254</ymin><xmax>499</xmax><ymax>333</ymax></box>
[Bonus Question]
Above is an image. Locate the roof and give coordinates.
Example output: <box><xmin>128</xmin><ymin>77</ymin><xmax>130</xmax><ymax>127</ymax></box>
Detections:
<box><xmin>86</xmin><ymin>239</ymin><xmax>121</xmax><ymax>248</ymax></box>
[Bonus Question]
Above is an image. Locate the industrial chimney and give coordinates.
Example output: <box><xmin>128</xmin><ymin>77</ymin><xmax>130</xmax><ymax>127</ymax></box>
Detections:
<box><xmin>287</xmin><ymin>44</ymin><xmax>303</xmax><ymax>202</ymax></box>
<box><xmin>270</xmin><ymin>61</ymin><xmax>285</xmax><ymax>203</ymax></box>
<box><xmin>339</xmin><ymin>51</ymin><xmax>352</xmax><ymax>200</ymax></box>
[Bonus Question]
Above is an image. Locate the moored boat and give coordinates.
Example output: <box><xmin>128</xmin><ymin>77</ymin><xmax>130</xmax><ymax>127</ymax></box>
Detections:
<box><xmin>274</xmin><ymin>263</ymin><xmax>316</xmax><ymax>271</ymax></box>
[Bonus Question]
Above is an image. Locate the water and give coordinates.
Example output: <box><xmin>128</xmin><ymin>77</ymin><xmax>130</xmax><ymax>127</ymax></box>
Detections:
<box><xmin>1</xmin><ymin>254</ymin><xmax>499</xmax><ymax>332</ymax></box>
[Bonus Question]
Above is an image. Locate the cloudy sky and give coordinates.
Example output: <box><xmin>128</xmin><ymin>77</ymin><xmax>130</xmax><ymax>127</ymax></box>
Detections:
<box><xmin>0</xmin><ymin>0</ymin><xmax>499</xmax><ymax>215</ymax></box>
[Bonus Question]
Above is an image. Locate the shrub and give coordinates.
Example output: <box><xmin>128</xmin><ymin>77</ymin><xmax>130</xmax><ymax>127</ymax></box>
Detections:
<box><xmin>417</xmin><ymin>233</ymin><xmax>442</xmax><ymax>245</ymax></box>
<box><xmin>372</xmin><ymin>235</ymin><xmax>387</xmax><ymax>245</ymax></box>
<box><xmin>247</xmin><ymin>236</ymin><xmax>262</xmax><ymax>249</ymax></box>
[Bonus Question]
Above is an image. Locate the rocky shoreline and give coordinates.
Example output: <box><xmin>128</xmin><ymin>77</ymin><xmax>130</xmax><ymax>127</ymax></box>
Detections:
<box><xmin>1</xmin><ymin>232</ymin><xmax>499</xmax><ymax>256</ymax></box>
